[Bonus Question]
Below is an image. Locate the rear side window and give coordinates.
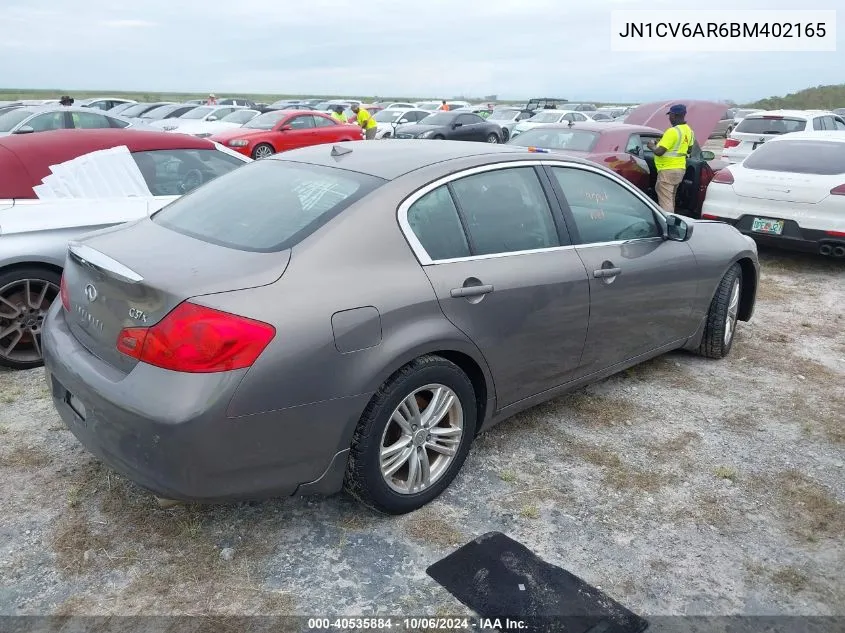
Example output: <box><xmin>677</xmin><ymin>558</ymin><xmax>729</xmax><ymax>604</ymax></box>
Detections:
<box><xmin>735</xmin><ymin>117</ymin><xmax>806</xmax><ymax>135</ymax></box>
<box><xmin>152</xmin><ymin>160</ymin><xmax>384</xmax><ymax>252</ymax></box>
<box><xmin>743</xmin><ymin>140</ymin><xmax>845</xmax><ymax>175</ymax></box>
<box><xmin>407</xmin><ymin>186</ymin><xmax>471</xmax><ymax>260</ymax></box>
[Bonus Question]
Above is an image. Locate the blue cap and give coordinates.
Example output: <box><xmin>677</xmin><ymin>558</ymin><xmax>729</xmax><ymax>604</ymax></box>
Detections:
<box><xmin>667</xmin><ymin>104</ymin><xmax>687</xmax><ymax>115</ymax></box>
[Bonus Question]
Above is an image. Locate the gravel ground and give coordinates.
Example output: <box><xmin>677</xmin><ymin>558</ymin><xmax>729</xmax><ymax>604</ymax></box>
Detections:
<box><xmin>1</xmin><ymin>246</ymin><xmax>843</xmax><ymax>619</ymax></box>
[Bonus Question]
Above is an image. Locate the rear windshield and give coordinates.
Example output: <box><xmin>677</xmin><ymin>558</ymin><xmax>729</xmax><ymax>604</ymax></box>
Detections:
<box><xmin>743</xmin><ymin>140</ymin><xmax>845</xmax><ymax>175</ymax></box>
<box><xmin>508</xmin><ymin>128</ymin><xmax>600</xmax><ymax>152</ymax></box>
<box><xmin>735</xmin><ymin>116</ymin><xmax>806</xmax><ymax>135</ymax></box>
<box><xmin>151</xmin><ymin>160</ymin><xmax>385</xmax><ymax>252</ymax></box>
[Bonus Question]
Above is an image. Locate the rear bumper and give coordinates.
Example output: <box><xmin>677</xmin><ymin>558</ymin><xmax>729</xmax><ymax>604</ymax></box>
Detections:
<box><xmin>42</xmin><ymin>301</ymin><xmax>369</xmax><ymax>502</ymax></box>
<box><xmin>701</xmin><ymin>214</ymin><xmax>845</xmax><ymax>253</ymax></box>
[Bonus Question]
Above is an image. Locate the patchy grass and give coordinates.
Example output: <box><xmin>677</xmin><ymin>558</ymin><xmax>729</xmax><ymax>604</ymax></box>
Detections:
<box><xmin>720</xmin><ymin>409</ymin><xmax>758</xmax><ymax>432</ymax></box>
<box><xmin>623</xmin><ymin>355</ymin><xmax>691</xmax><ymax>388</ymax></box>
<box><xmin>498</xmin><ymin>470</ymin><xmax>518</xmax><ymax>483</ymax></box>
<box><xmin>0</xmin><ymin>444</ymin><xmax>52</xmax><ymax>468</ymax></box>
<box><xmin>519</xmin><ymin>505</ymin><xmax>540</xmax><ymax>519</ymax></box>
<box><xmin>791</xmin><ymin>391</ymin><xmax>845</xmax><ymax>444</ymax></box>
<box><xmin>752</xmin><ymin>470</ymin><xmax>845</xmax><ymax>542</ymax></box>
<box><xmin>0</xmin><ymin>385</ymin><xmax>23</xmax><ymax>404</ymax></box>
<box><xmin>756</xmin><ymin>278</ymin><xmax>803</xmax><ymax>303</ymax></box>
<box><xmin>404</xmin><ymin>508</ymin><xmax>464</xmax><ymax>548</ymax></box>
<box><xmin>669</xmin><ymin>493</ymin><xmax>731</xmax><ymax>529</ymax></box>
<box><xmin>654</xmin><ymin>431</ymin><xmax>701</xmax><ymax>455</ymax></box>
<box><xmin>715</xmin><ymin>466</ymin><xmax>739</xmax><ymax>482</ymax></box>
<box><xmin>558</xmin><ymin>391</ymin><xmax>648</xmax><ymax>427</ymax></box>
<box><xmin>0</xmin><ymin>424</ymin><xmax>8</xmax><ymax>435</ymax></box>
<box><xmin>771</xmin><ymin>566</ymin><xmax>810</xmax><ymax>593</ymax></box>
<box><xmin>556</xmin><ymin>433</ymin><xmax>673</xmax><ymax>493</ymax></box>
<box><xmin>51</xmin><ymin>510</ymin><xmax>116</xmax><ymax>576</ymax></box>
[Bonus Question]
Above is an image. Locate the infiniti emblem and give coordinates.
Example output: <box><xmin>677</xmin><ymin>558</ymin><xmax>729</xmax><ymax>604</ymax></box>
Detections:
<box><xmin>84</xmin><ymin>284</ymin><xmax>98</xmax><ymax>303</ymax></box>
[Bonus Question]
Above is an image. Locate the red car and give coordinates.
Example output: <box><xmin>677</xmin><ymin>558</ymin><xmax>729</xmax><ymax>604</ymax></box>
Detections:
<box><xmin>211</xmin><ymin>109</ymin><xmax>363</xmax><ymax>160</ymax></box>
<box><xmin>507</xmin><ymin>100</ymin><xmax>727</xmax><ymax>217</ymax></box>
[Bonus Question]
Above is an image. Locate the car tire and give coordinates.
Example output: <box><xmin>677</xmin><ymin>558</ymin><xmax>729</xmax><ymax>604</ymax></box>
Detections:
<box><xmin>432</xmin><ymin>135</ymin><xmax>445</xmax><ymax>140</ymax></box>
<box><xmin>502</xmin><ymin>128</ymin><xmax>510</xmax><ymax>142</ymax></box>
<box><xmin>697</xmin><ymin>263</ymin><xmax>742</xmax><ymax>359</ymax></box>
<box><xmin>486</xmin><ymin>133</ymin><xmax>499</xmax><ymax>143</ymax></box>
<box><xmin>0</xmin><ymin>266</ymin><xmax>61</xmax><ymax>370</ymax></box>
<box><xmin>251</xmin><ymin>143</ymin><xmax>275</xmax><ymax>160</ymax></box>
<box><xmin>344</xmin><ymin>355</ymin><xmax>477</xmax><ymax>514</ymax></box>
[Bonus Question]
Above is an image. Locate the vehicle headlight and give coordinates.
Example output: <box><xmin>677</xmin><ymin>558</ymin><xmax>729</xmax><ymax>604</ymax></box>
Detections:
<box><xmin>418</xmin><ymin>130</ymin><xmax>435</xmax><ymax>138</ymax></box>
<box><xmin>228</xmin><ymin>139</ymin><xmax>249</xmax><ymax>147</ymax></box>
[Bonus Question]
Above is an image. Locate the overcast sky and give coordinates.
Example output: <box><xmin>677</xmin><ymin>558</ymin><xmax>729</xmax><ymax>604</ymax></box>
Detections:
<box><xmin>1</xmin><ymin>0</ymin><xmax>842</xmax><ymax>103</ymax></box>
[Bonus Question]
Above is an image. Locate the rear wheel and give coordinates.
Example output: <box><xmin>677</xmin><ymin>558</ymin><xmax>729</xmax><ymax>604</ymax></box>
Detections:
<box><xmin>344</xmin><ymin>355</ymin><xmax>477</xmax><ymax>514</ymax></box>
<box><xmin>697</xmin><ymin>263</ymin><xmax>742</xmax><ymax>359</ymax></box>
<box><xmin>502</xmin><ymin>128</ymin><xmax>510</xmax><ymax>142</ymax></box>
<box><xmin>486</xmin><ymin>133</ymin><xmax>499</xmax><ymax>143</ymax></box>
<box><xmin>0</xmin><ymin>267</ymin><xmax>61</xmax><ymax>370</ymax></box>
<box><xmin>251</xmin><ymin>143</ymin><xmax>274</xmax><ymax>159</ymax></box>
<box><xmin>432</xmin><ymin>135</ymin><xmax>445</xmax><ymax>140</ymax></box>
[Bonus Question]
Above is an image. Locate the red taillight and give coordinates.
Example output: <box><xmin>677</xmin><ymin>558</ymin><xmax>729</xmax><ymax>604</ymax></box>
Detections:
<box><xmin>826</xmin><ymin>230</ymin><xmax>845</xmax><ymax>236</ymax></box>
<box><xmin>60</xmin><ymin>274</ymin><xmax>70</xmax><ymax>311</ymax></box>
<box><xmin>701</xmin><ymin>213</ymin><xmax>719</xmax><ymax>220</ymax></box>
<box><xmin>116</xmin><ymin>302</ymin><xmax>275</xmax><ymax>373</ymax></box>
<box><xmin>723</xmin><ymin>138</ymin><xmax>740</xmax><ymax>148</ymax></box>
<box><xmin>712</xmin><ymin>168</ymin><xmax>734</xmax><ymax>184</ymax></box>
<box><xmin>830</xmin><ymin>185</ymin><xmax>845</xmax><ymax>196</ymax></box>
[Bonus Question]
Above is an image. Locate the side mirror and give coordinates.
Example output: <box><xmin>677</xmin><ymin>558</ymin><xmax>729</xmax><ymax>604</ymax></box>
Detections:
<box><xmin>206</xmin><ymin>115</ymin><xmax>218</xmax><ymax>122</ymax></box>
<box><xmin>398</xmin><ymin>118</ymin><xmax>409</xmax><ymax>124</ymax></box>
<box><xmin>665</xmin><ymin>214</ymin><xmax>693</xmax><ymax>241</ymax></box>
<box><xmin>14</xmin><ymin>125</ymin><xmax>35</xmax><ymax>134</ymax></box>
<box><xmin>279</xmin><ymin>125</ymin><xmax>292</xmax><ymax>132</ymax></box>
<box><xmin>452</xmin><ymin>122</ymin><xmax>462</xmax><ymax>128</ymax></box>
<box><xmin>700</xmin><ymin>150</ymin><xmax>716</xmax><ymax>160</ymax></box>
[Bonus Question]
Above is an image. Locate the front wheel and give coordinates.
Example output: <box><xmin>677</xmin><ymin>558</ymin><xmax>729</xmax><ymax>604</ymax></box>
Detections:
<box><xmin>344</xmin><ymin>355</ymin><xmax>477</xmax><ymax>514</ymax></box>
<box><xmin>0</xmin><ymin>267</ymin><xmax>61</xmax><ymax>370</ymax></box>
<box><xmin>486</xmin><ymin>133</ymin><xmax>499</xmax><ymax>143</ymax></box>
<box><xmin>502</xmin><ymin>128</ymin><xmax>510</xmax><ymax>142</ymax></box>
<box><xmin>251</xmin><ymin>143</ymin><xmax>275</xmax><ymax>160</ymax></box>
<box><xmin>697</xmin><ymin>263</ymin><xmax>742</xmax><ymax>359</ymax></box>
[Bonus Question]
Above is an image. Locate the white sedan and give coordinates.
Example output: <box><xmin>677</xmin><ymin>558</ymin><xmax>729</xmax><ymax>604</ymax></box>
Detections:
<box><xmin>509</xmin><ymin>110</ymin><xmax>591</xmax><ymax>139</ymax></box>
<box><xmin>372</xmin><ymin>108</ymin><xmax>432</xmax><ymax>139</ymax></box>
<box><xmin>163</xmin><ymin>109</ymin><xmax>261</xmax><ymax>137</ymax></box>
<box><xmin>702</xmin><ymin>131</ymin><xmax>845</xmax><ymax>257</ymax></box>
<box><xmin>150</xmin><ymin>105</ymin><xmax>246</xmax><ymax>132</ymax></box>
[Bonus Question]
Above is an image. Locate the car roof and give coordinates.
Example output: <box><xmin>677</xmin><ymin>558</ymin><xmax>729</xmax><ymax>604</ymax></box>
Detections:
<box><xmin>268</xmin><ymin>140</ymin><xmax>552</xmax><ymax>180</ymax></box>
<box><xmin>744</xmin><ymin>110</ymin><xmax>828</xmax><ymax>119</ymax></box>
<box><xmin>767</xmin><ymin>130</ymin><xmax>845</xmax><ymax>143</ymax></box>
<box><xmin>0</xmin><ymin>129</ymin><xmax>217</xmax><ymax>199</ymax></box>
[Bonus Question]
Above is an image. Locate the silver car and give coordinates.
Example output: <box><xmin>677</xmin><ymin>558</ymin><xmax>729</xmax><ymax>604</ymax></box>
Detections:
<box><xmin>0</xmin><ymin>105</ymin><xmax>141</xmax><ymax>137</ymax></box>
<box><xmin>43</xmin><ymin>141</ymin><xmax>759</xmax><ymax>514</ymax></box>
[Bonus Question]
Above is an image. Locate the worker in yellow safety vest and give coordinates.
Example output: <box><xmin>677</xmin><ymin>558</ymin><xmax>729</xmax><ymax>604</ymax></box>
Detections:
<box><xmin>351</xmin><ymin>104</ymin><xmax>378</xmax><ymax>139</ymax></box>
<box><xmin>646</xmin><ymin>103</ymin><xmax>695</xmax><ymax>213</ymax></box>
<box><xmin>330</xmin><ymin>104</ymin><xmax>348</xmax><ymax>123</ymax></box>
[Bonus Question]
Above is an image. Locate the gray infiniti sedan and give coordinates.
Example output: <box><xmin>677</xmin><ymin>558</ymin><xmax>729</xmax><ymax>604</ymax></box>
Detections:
<box><xmin>42</xmin><ymin>140</ymin><xmax>759</xmax><ymax>514</ymax></box>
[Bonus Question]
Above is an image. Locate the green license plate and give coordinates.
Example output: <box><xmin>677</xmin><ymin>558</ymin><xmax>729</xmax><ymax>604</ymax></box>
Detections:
<box><xmin>751</xmin><ymin>217</ymin><xmax>784</xmax><ymax>235</ymax></box>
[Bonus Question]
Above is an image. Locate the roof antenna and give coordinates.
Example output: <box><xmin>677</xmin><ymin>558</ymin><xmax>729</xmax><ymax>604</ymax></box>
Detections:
<box><xmin>331</xmin><ymin>144</ymin><xmax>353</xmax><ymax>157</ymax></box>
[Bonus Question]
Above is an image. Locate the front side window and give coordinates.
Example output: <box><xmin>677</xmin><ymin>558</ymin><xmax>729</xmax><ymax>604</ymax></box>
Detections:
<box><xmin>288</xmin><ymin>115</ymin><xmax>315</xmax><ymax>129</ymax></box>
<box><xmin>152</xmin><ymin>160</ymin><xmax>384</xmax><ymax>252</ymax></box>
<box><xmin>552</xmin><ymin>167</ymin><xmax>661</xmax><ymax>244</ymax></box>
<box><xmin>132</xmin><ymin>148</ymin><xmax>247</xmax><ymax>196</ymax></box>
<box><xmin>407</xmin><ymin>186</ymin><xmax>471</xmax><ymax>261</ymax></box>
<box><xmin>456</xmin><ymin>114</ymin><xmax>481</xmax><ymax>125</ymax></box>
<box><xmin>625</xmin><ymin>134</ymin><xmax>643</xmax><ymax>154</ymax></box>
<box><xmin>450</xmin><ymin>167</ymin><xmax>560</xmax><ymax>255</ymax></box>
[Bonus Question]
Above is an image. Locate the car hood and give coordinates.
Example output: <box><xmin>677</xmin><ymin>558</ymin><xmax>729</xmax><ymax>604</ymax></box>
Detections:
<box><xmin>624</xmin><ymin>100</ymin><xmax>726</xmax><ymax>141</ymax></box>
<box><xmin>210</xmin><ymin>127</ymin><xmax>270</xmax><ymax>142</ymax></box>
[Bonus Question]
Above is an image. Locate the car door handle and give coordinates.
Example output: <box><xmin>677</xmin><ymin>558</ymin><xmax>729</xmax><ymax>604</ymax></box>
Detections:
<box><xmin>593</xmin><ymin>267</ymin><xmax>621</xmax><ymax>279</ymax></box>
<box><xmin>450</xmin><ymin>284</ymin><xmax>494</xmax><ymax>298</ymax></box>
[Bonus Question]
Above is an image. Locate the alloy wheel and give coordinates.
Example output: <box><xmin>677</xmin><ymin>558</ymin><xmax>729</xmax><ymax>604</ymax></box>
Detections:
<box><xmin>0</xmin><ymin>279</ymin><xmax>58</xmax><ymax>365</ymax></box>
<box><xmin>379</xmin><ymin>384</ymin><xmax>464</xmax><ymax>495</ymax></box>
<box><xmin>724</xmin><ymin>278</ymin><xmax>740</xmax><ymax>345</ymax></box>
<box><xmin>253</xmin><ymin>145</ymin><xmax>273</xmax><ymax>159</ymax></box>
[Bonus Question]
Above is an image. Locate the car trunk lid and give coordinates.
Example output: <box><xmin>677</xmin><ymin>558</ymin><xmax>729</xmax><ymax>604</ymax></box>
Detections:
<box><xmin>62</xmin><ymin>219</ymin><xmax>290</xmax><ymax>373</ymax></box>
